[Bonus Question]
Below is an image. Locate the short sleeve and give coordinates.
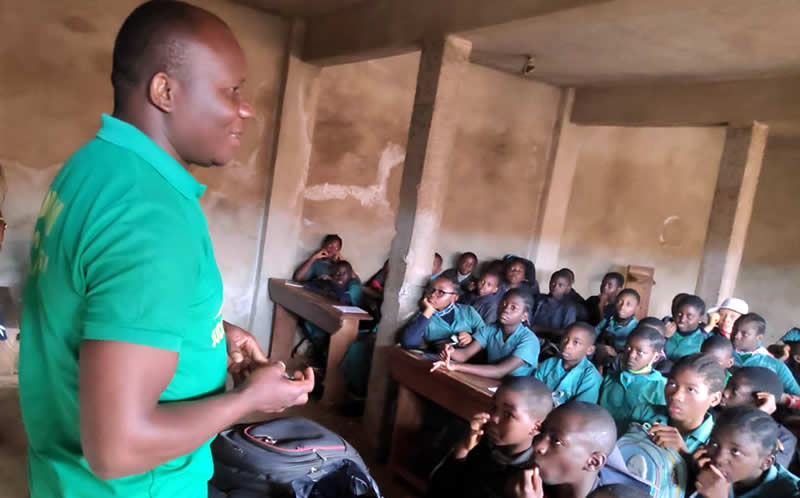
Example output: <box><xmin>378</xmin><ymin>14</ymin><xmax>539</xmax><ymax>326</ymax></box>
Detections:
<box><xmin>80</xmin><ymin>197</ymin><xmax>197</xmax><ymax>352</ymax></box>
<box><xmin>472</xmin><ymin>326</ymin><xmax>491</xmax><ymax>347</ymax></box>
<box><xmin>513</xmin><ymin>332</ymin><xmax>540</xmax><ymax>366</ymax></box>
<box><xmin>572</xmin><ymin>367</ymin><xmax>602</xmax><ymax>403</ymax></box>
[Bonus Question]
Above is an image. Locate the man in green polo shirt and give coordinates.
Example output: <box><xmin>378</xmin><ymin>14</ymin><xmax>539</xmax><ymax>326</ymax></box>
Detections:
<box><xmin>18</xmin><ymin>2</ymin><xmax>314</xmax><ymax>497</ymax></box>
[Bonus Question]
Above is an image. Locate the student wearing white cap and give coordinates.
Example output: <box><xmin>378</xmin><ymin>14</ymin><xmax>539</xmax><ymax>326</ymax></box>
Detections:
<box><xmin>704</xmin><ymin>297</ymin><xmax>749</xmax><ymax>338</ymax></box>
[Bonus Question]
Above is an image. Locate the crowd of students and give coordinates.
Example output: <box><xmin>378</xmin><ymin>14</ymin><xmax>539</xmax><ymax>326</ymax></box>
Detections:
<box><xmin>294</xmin><ymin>236</ymin><xmax>800</xmax><ymax>497</ymax></box>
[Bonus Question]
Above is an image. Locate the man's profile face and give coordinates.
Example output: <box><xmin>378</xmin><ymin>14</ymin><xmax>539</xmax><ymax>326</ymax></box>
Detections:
<box><xmin>169</xmin><ymin>26</ymin><xmax>252</xmax><ymax>167</ymax></box>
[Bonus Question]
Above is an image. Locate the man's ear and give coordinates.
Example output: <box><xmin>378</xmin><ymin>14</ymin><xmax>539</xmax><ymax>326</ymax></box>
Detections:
<box><xmin>584</xmin><ymin>451</ymin><xmax>607</xmax><ymax>472</ymax></box>
<box><xmin>587</xmin><ymin>344</ymin><xmax>596</xmax><ymax>356</ymax></box>
<box><xmin>725</xmin><ymin>358</ymin><xmax>735</xmax><ymax>369</ymax></box>
<box><xmin>709</xmin><ymin>390</ymin><xmax>723</xmax><ymax>408</ymax></box>
<box><xmin>149</xmin><ymin>72</ymin><xmax>175</xmax><ymax>113</ymax></box>
<box><xmin>761</xmin><ymin>453</ymin><xmax>776</xmax><ymax>472</ymax></box>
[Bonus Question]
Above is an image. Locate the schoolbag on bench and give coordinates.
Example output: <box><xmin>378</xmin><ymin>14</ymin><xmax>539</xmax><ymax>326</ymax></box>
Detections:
<box><xmin>210</xmin><ymin>417</ymin><xmax>382</xmax><ymax>498</ymax></box>
<box><xmin>616</xmin><ymin>423</ymin><xmax>687</xmax><ymax>498</ymax></box>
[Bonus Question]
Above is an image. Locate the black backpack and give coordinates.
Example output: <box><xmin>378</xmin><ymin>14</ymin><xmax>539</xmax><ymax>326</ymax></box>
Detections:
<box><xmin>210</xmin><ymin>417</ymin><xmax>382</xmax><ymax>498</ymax></box>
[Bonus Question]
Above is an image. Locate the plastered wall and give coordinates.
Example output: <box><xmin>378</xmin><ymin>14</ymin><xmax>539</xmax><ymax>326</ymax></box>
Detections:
<box><xmin>736</xmin><ymin>136</ymin><xmax>800</xmax><ymax>342</ymax></box>
<box><xmin>0</xmin><ymin>0</ymin><xmax>288</xmax><ymax>327</ymax></box>
<box><xmin>558</xmin><ymin>126</ymin><xmax>727</xmax><ymax>317</ymax></box>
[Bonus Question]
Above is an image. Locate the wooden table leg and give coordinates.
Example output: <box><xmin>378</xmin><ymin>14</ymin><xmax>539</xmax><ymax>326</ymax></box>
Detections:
<box><xmin>388</xmin><ymin>384</ymin><xmax>427</xmax><ymax>492</ymax></box>
<box><xmin>321</xmin><ymin>319</ymin><xmax>359</xmax><ymax>405</ymax></box>
<box><xmin>269</xmin><ymin>302</ymin><xmax>297</xmax><ymax>361</ymax></box>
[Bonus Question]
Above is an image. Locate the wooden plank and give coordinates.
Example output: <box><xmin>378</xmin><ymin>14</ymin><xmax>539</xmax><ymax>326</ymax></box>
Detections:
<box><xmin>268</xmin><ymin>279</ymin><xmax>371</xmax><ymax>332</ymax></box>
<box><xmin>625</xmin><ymin>265</ymin><xmax>655</xmax><ymax>320</ymax></box>
<box><xmin>321</xmin><ymin>319</ymin><xmax>360</xmax><ymax>405</ymax></box>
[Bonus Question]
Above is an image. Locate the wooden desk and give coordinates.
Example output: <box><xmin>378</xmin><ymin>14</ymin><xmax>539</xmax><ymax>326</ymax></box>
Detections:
<box><xmin>268</xmin><ymin>278</ymin><xmax>372</xmax><ymax>405</ymax></box>
<box><xmin>388</xmin><ymin>347</ymin><xmax>500</xmax><ymax>492</ymax></box>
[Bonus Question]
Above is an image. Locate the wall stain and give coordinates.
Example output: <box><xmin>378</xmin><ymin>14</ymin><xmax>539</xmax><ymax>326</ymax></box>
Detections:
<box><xmin>61</xmin><ymin>16</ymin><xmax>97</xmax><ymax>34</ymax></box>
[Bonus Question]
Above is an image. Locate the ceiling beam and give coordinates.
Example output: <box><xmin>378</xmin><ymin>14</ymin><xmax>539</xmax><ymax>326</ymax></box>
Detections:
<box><xmin>303</xmin><ymin>0</ymin><xmax>610</xmax><ymax>66</ymax></box>
<box><xmin>572</xmin><ymin>74</ymin><xmax>800</xmax><ymax>127</ymax></box>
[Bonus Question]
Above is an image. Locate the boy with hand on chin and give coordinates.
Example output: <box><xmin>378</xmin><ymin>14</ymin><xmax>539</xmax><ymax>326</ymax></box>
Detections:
<box><xmin>428</xmin><ymin>377</ymin><xmax>553</xmax><ymax>498</ymax></box>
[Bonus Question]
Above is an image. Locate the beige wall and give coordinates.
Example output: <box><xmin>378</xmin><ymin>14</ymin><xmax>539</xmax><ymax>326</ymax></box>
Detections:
<box><xmin>298</xmin><ymin>53</ymin><xmax>419</xmax><ymax>280</ymax></box>
<box><xmin>558</xmin><ymin>126</ymin><xmax>726</xmax><ymax>317</ymax></box>
<box><xmin>438</xmin><ymin>65</ymin><xmax>562</xmax><ymax>270</ymax></box>
<box><xmin>736</xmin><ymin>136</ymin><xmax>800</xmax><ymax>342</ymax></box>
<box><xmin>0</xmin><ymin>0</ymin><xmax>288</xmax><ymax>326</ymax></box>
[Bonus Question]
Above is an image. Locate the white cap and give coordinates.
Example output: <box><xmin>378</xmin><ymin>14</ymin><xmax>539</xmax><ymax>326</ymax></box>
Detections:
<box><xmin>708</xmin><ymin>297</ymin><xmax>749</xmax><ymax>315</ymax></box>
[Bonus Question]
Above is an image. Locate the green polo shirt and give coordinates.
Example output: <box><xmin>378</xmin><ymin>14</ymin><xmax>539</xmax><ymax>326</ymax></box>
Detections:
<box><xmin>19</xmin><ymin>114</ymin><xmax>228</xmax><ymax>498</ymax></box>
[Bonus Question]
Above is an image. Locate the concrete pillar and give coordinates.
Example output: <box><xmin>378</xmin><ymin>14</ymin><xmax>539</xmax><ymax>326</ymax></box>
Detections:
<box><xmin>248</xmin><ymin>21</ymin><xmax>321</xmax><ymax>349</ymax></box>
<box><xmin>363</xmin><ymin>35</ymin><xmax>472</xmax><ymax>448</ymax></box>
<box><xmin>530</xmin><ymin>88</ymin><xmax>582</xmax><ymax>281</ymax></box>
<box><xmin>696</xmin><ymin>122</ymin><xmax>768</xmax><ymax>305</ymax></box>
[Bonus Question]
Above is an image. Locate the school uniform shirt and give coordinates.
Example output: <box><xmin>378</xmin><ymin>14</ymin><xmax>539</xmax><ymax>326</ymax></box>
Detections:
<box><xmin>630</xmin><ymin>405</ymin><xmax>714</xmax><ymax>454</ymax></box>
<box><xmin>777</xmin><ymin>424</ymin><xmax>798</xmax><ymax>469</ymax></box>
<box><xmin>534</xmin><ymin>356</ymin><xmax>602</xmax><ymax>405</ymax></box>
<box><xmin>459</xmin><ymin>290</ymin><xmax>502</xmax><ymax>325</ymax></box>
<box><xmin>499</xmin><ymin>280</ymin><xmax>540</xmax><ymax>298</ymax></box>
<box><xmin>733</xmin><ymin>351</ymin><xmax>800</xmax><ymax>395</ymax></box>
<box><xmin>531</xmin><ymin>294</ymin><xmax>578</xmax><ymax>331</ymax></box>
<box><xmin>399</xmin><ymin>303</ymin><xmax>485</xmax><ymax>349</ymax></box>
<box><xmin>729</xmin><ymin>464</ymin><xmax>800</xmax><ymax>497</ymax></box>
<box><xmin>305</xmin><ymin>258</ymin><xmax>332</xmax><ymax>280</ymax></box>
<box><xmin>664</xmin><ymin>328</ymin><xmax>707</xmax><ymax>361</ymax></box>
<box><xmin>472</xmin><ymin>323</ymin><xmax>540</xmax><ymax>376</ymax></box>
<box><xmin>19</xmin><ymin>115</ymin><xmax>228</xmax><ymax>498</ymax></box>
<box><xmin>428</xmin><ymin>439</ymin><xmax>534</xmax><ymax>498</ymax></box>
<box><xmin>599</xmin><ymin>369</ymin><xmax>667</xmax><ymax>434</ymax></box>
<box><xmin>595</xmin><ymin>316</ymin><xmax>640</xmax><ymax>351</ymax></box>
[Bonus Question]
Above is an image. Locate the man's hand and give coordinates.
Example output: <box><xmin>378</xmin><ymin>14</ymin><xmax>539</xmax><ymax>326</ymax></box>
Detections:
<box><xmin>648</xmin><ymin>423</ymin><xmax>689</xmax><ymax>453</ymax></box>
<box><xmin>453</xmin><ymin>412</ymin><xmax>490</xmax><ymax>459</ymax></box>
<box><xmin>312</xmin><ymin>248</ymin><xmax>329</xmax><ymax>261</ymax></box>
<box><xmin>431</xmin><ymin>345</ymin><xmax>454</xmax><ymax>373</ymax></box>
<box><xmin>695</xmin><ymin>462</ymin><xmax>730</xmax><ymax>498</ymax></box>
<box><xmin>224</xmin><ymin>322</ymin><xmax>268</xmax><ymax>386</ymax></box>
<box><xmin>457</xmin><ymin>331</ymin><xmax>473</xmax><ymax>346</ymax></box>
<box><xmin>665</xmin><ymin>320</ymin><xmax>677</xmax><ymax>337</ymax></box>
<box><xmin>507</xmin><ymin>468</ymin><xmax>544</xmax><ymax>498</ymax></box>
<box><xmin>240</xmin><ymin>362</ymin><xmax>315</xmax><ymax>414</ymax></box>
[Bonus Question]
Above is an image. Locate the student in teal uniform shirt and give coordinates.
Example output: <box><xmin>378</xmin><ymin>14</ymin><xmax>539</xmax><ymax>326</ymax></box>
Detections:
<box><xmin>400</xmin><ymin>276</ymin><xmax>485</xmax><ymax>349</ymax></box>
<box><xmin>629</xmin><ymin>353</ymin><xmax>724</xmax><ymax>455</ymax></box>
<box><xmin>599</xmin><ymin>326</ymin><xmax>668</xmax><ymax>434</ymax></box>
<box><xmin>664</xmin><ymin>294</ymin><xmax>708</xmax><ymax>361</ymax></box>
<box><xmin>594</xmin><ymin>289</ymin><xmax>641</xmax><ymax>368</ymax></box>
<box><xmin>731</xmin><ymin>313</ymin><xmax>800</xmax><ymax>395</ymax></box>
<box><xmin>293</xmin><ymin>234</ymin><xmax>344</xmax><ymax>281</ymax></box>
<box><xmin>436</xmin><ymin>289</ymin><xmax>539</xmax><ymax>377</ymax></box>
<box><xmin>536</xmin><ymin>322</ymin><xmax>602</xmax><ymax>405</ymax></box>
<box><xmin>694</xmin><ymin>406</ymin><xmax>800</xmax><ymax>498</ymax></box>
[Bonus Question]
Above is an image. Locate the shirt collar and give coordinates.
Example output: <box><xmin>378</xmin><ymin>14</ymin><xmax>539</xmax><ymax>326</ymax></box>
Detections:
<box><xmin>96</xmin><ymin>114</ymin><xmax>207</xmax><ymax>199</ymax></box>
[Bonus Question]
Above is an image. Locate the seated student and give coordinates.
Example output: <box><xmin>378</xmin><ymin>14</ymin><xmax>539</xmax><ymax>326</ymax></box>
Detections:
<box><xmin>594</xmin><ymin>289</ymin><xmax>640</xmax><ymax>367</ymax></box>
<box><xmin>435</xmin><ymin>289</ymin><xmax>540</xmax><ymax>378</ymax></box>
<box><xmin>428</xmin><ymin>377</ymin><xmax>553</xmax><ymax>498</ymax></box>
<box><xmin>731</xmin><ymin>313</ymin><xmax>800</xmax><ymax>396</ymax></box>
<box><xmin>293</xmin><ymin>233</ymin><xmax>343</xmax><ymax>281</ymax></box>
<box><xmin>586</xmin><ymin>484</ymin><xmax>650</xmax><ymax>498</ymax></box>
<box><xmin>460</xmin><ymin>270</ymin><xmax>503</xmax><ymax>325</ymax></box>
<box><xmin>598</xmin><ymin>326</ymin><xmax>667</xmax><ymax>434</ymax></box>
<box><xmin>664</xmin><ymin>294</ymin><xmax>708</xmax><ymax>362</ymax></box>
<box><xmin>557</xmin><ymin>267</ymin><xmax>589</xmax><ymax>321</ymax></box>
<box><xmin>535</xmin><ymin>322</ymin><xmax>602</xmax><ymax>405</ymax></box>
<box><xmin>694</xmin><ymin>406</ymin><xmax>800</xmax><ymax>498</ymax></box>
<box><xmin>584</xmin><ymin>272</ymin><xmax>625</xmax><ymax>326</ymax></box>
<box><xmin>508</xmin><ymin>402</ymin><xmax>649</xmax><ymax>498</ymax></box>
<box><xmin>780</xmin><ymin>328</ymin><xmax>800</xmax><ymax>383</ymax></box>
<box><xmin>663</xmin><ymin>292</ymin><xmax>690</xmax><ymax>337</ymax></box>
<box><xmin>500</xmin><ymin>256</ymin><xmax>540</xmax><ymax>297</ymax></box>
<box><xmin>530</xmin><ymin>269</ymin><xmax>580</xmax><ymax>338</ymax></box>
<box><xmin>719</xmin><ymin>367</ymin><xmax>797</xmax><ymax>469</ymax></box>
<box><xmin>431</xmin><ymin>252</ymin><xmax>444</xmax><ymax>280</ymax></box>
<box><xmin>439</xmin><ymin>252</ymin><xmax>479</xmax><ymax>293</ymax></box>
<box><xmin>400</xmin><ymin>276</ymin><xmax>485</xmax><ymax>350</ymax></box>
<box><xmin>701</xmin><ymin>334</ymin><xmax>736</xmax><ymax>386</ymax></box>
<box><xmin>630</xmin><ymin>353</ymin><xmax>725</xmax><ymax>456</ymax></box>
<box><xmin>704</xmin><ymin>297</ymin><xmax>749</xmax><ymax>339</ymax></box>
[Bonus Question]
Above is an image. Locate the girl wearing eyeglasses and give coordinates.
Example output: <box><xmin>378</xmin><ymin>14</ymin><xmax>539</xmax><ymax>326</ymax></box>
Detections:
<box><xmin>399</xmin><ymin>276</ymin><xmax>485</xmax><ymax>350</ymax></box>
